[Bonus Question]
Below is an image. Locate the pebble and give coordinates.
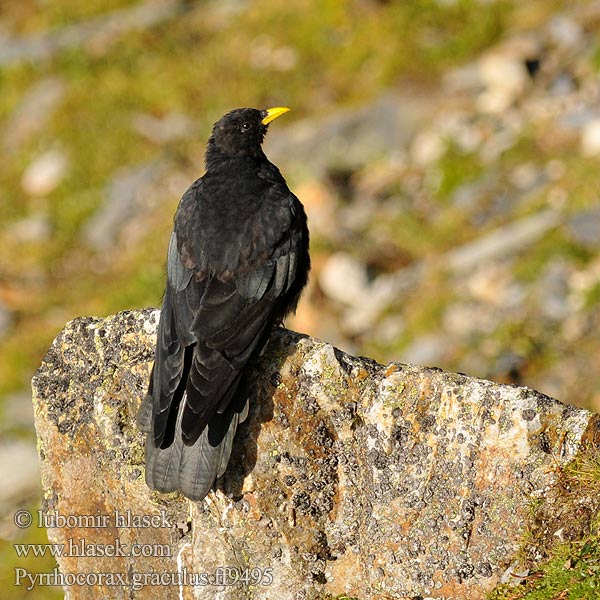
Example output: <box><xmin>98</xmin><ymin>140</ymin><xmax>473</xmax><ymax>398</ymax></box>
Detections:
<box><xmin>534</xmin><ymin>261</ymin><xmax>572</xmax><ymax>321</ymax></box>
<box><xmin>500</xmin><ymin>561</ymin><xmax>529</xmax><ymax>586</ymax></box>
<box><xmin>547</xmin><ymin>15</ymin><xmax>583</xmax><ymax>49</ymax></box>
<box><xmin>443</xmin><ymin>62</ymin><xmax>483</xmax><ymax>94</ymax></box>
<box><xmin>249</xmin><ymin>36</ymin><xmax>298</xmax><ymax>71</ymax></box>
<box><xmin>319</xmin><ymin>252</ymin><xmax>369</xmax><ymax>306</ymax></box>
<box><xmin>477</xmin><ymin>53</ymin><xmax>528</xmax><ymax>113</ymax></box>
<box><xmin>410</xmin><ymin>130</ymin><xmax>445</xmax><ymax>167</ymax></box>
<box><xmin>476</xmin><ymin>36</ymin><xmax>540</xmax><ymax>114</ymax></box>
<box><xmin>580</xmin><ymin>118</ymin><xmax>600</xmax><ymax>156</ymax></box>
<box><xmin>444</xmin><ymin>302</ymin><xmax>496</xmax><ymax>337</ymax></box>
<box><xmin>0</xmin><ymin>301</ymin><xmax>13</xmax><ymax>338</ymax></box>
<box><xmin>373</xmin><ymin>315</ymin><xmax>405</xmax><ymax>345</ymax></box>
<box><xmin>21</xmin><ymin>149</ymin><xmax>69</xmax><ymax>197</ymax></box>
<box><xmin>451</xmin><ymin>176</ymin><xmax>490</xmax><ymax>213</ymax></box>
<box><xmin>567</xmin><ymin>207</ymin><xmax>600</xmax><ymax>250</ymax></box>
<box><xmin>466</xmin><ymin>264</ymin><xmax>521</xmax><ymax>307</ymax></box>
<box><xmin>549</xmin><ymin>73</ymin><xmax>576</xmax><ymax>97</ymax></box>
<box><xmin>508</xmin><ymin>163</ymin><xmax>543</xmax><ymax>192</ymax></box>
<box><xmin>560</xmin><ymin>107</ymin><xmax>600</xmax><ymax>130</ymax></box>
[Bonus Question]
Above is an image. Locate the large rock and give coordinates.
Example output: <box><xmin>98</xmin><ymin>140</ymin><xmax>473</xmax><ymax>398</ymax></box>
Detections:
<box><xmin>32</xmin><ymin>309</ymin><xmax>600</xmax><ymax>599</ymax></box>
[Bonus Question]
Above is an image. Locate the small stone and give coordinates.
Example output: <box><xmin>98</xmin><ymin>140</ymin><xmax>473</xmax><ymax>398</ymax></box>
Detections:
<box><xmin>0</xmin><ymin>300</ymin><xmax>13</xmax><ymax>338</ymax></box>
<box><xmin>271</xmin><ymin>46</ymin><xmax>298</xmax><ymax>71</ymax></box>
<box><xmin>477</xmin><ymin>53</ymin><xmax>528</xmax><ymax>113</ymax></box>
<box><xmin>443</xmin><ymin>302</ymin><xmax>494</xmax><ymax>337</ymax></box>
<box><xmin>410</xmin><ymin>130</ymin><xmax>445</xmax><ymax>167</ymax></box>
<box><xmin>547</xmin><ymin>15</ymin><xmax>583</xmax><ymax>49</ymax></box>
<box><xmin>248</xmin><ymin>36</ymin><xmax>297</xmax><ymax>71</ymax></box>
<box><xmin>535</xmin><ymin>261</ymin><xmax>572</xmax><ymax>320</ymax></box>
<box><xmin>466</xmin><ymin>264</ymin><xmax>518</xmax><ymax>306</ymax></box>
<box><xmin>508</xmin><ymin>163</ymin><xmax>542</xmax><ymax>192</ymax></box>
<box><xmin>580</xmin><ymin>119</ymin><xmax>600</xmax><ymax>157</ymax></box>
<box><xmin>567</xmin><ymin>208</ymin><xmax>600</xmax><ymax>250</ymax></box>
<box><xmin>373</xmin><ymin>315</ymin><xmax>405</xmax><ymax>345</ymax></box>
<box><xmin>319</xmin><ymin>252</ymin><xmax>368</xmax><ymax>306</ymax></box>
<box><xmin>476</xmin><ymin>36</ymin><xmax>538</xmax><ymax>114</ymax></box>
<box><xmin>443</xmin><ymin>62</ymin><xmax>483</xmax><ymax>94</ymax></box>
<box><xmin>21</xmin><ymin>149</ymin><xmax>69</xmax><ymax>197</ymax></box>
<box><xmin>550</xmin><ymin>73</ymin><xmax>576</xmax><ymax>97</ymax></box>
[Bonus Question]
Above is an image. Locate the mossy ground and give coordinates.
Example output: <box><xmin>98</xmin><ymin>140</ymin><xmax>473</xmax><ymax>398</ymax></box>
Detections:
<box><xmin>488</xmin><ymin>446</ymin><xmax>600</xmax><ymax>600</ymax></box>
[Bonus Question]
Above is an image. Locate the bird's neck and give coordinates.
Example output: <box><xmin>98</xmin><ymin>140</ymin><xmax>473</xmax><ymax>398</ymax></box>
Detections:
<box><xmin>204</xmin><ymin>141</ymin><xmax>266</xmax><ymax>173</ymax></box>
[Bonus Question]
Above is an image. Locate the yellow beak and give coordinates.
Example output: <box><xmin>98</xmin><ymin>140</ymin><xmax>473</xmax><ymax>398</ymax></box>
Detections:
<box><xmin>261</xmin><ymin>106</ymin><xmax>291</xmax><ymax>125</ymax></box>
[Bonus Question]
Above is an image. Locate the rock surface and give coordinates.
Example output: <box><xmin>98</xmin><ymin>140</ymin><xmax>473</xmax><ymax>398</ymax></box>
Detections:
<box><xmin>32</xmin><ymin>309</ymin><xmax>600</xmax><ymax>599</ymax></box>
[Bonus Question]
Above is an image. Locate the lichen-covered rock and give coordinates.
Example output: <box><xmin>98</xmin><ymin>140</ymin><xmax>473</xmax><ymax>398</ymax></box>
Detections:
<box><xmin>32</xmin><ymin>309</ymin><xmax>600</xmax><ymax>599</ymax></box>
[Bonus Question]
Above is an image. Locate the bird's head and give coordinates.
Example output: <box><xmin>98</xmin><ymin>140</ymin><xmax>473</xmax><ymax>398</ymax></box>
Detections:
<box><xmin>207</xmin><ymin>107</ymin><xmax>290</xmax><ymax>160</ymax></box>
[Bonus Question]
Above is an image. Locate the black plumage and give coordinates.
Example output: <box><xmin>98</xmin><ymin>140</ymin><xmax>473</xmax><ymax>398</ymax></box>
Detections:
<box><xmin>137</xmin><ymin>107</ymin><xmax>310</xmax><ymax>501</ymax></box>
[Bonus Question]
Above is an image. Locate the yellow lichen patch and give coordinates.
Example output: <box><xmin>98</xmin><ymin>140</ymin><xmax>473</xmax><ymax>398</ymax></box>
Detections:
<box><xmin>384</xmin><ymin>363</ymin><xmax>399</xmax><ymax>378</ymax></box>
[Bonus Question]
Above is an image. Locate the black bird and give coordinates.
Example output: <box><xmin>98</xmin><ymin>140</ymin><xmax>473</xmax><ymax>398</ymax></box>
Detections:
<box><xmin>137</xmin><ymin>107</ymin><xmax>310</xmax><ymax>501</ymax></box>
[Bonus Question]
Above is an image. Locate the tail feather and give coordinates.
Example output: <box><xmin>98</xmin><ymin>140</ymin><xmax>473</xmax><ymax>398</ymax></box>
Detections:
<box><xmin>217</xmin><ymin>396</ymin><xmax>249</xmax><ymax>477</ymax></box>
<box><xmin>145</xmin><ymin>393</ymin><xmax>185</xmax><ymax>493</ymax></box>
<box><xmin>139</xmin><ymin>393</ymin><xmax>249</xmax><ymax>501</ymax></box>
<box><xmin>216</xmin><ymin>401</ymin><xmax>246</xmax><ymax>478</ymax></box>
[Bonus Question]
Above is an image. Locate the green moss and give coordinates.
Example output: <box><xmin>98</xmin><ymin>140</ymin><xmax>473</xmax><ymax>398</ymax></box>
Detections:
<box><xmin>435</xmin><ymin>143</ymin><xmax>484</xmax><ymax>201</ymax></box>
<box><xmin>592</xmin><ymin>40</ymin><xmax>600</xmax><ymax>72</ymax></box>
<box><xmin>583</xmin><ymin>282</ymin><xmax>600</xmax><ymax>311</ymax></box>
<box><xmin>489</xmin><ymin>538</ymin><xmax>600</xmax><ymax>599</ymax></box>
<box><xmin>488</xmin><ymin>446</ymin><xmax>600</xmax><ymax>599</ymax></box>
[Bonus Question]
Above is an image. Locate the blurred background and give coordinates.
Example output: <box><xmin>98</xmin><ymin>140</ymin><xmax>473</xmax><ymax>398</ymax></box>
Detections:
<box><xmin>1</xmin><ymin>0</ymin><xmax>600</xmax><ymax>597</ymax></box>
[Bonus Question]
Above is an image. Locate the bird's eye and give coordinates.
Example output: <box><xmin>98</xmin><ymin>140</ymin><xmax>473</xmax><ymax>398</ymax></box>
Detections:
<box><xmin>241</xmin><ymin>122</ymin><xmax>252</xmax><ymax>132</ymax></box>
